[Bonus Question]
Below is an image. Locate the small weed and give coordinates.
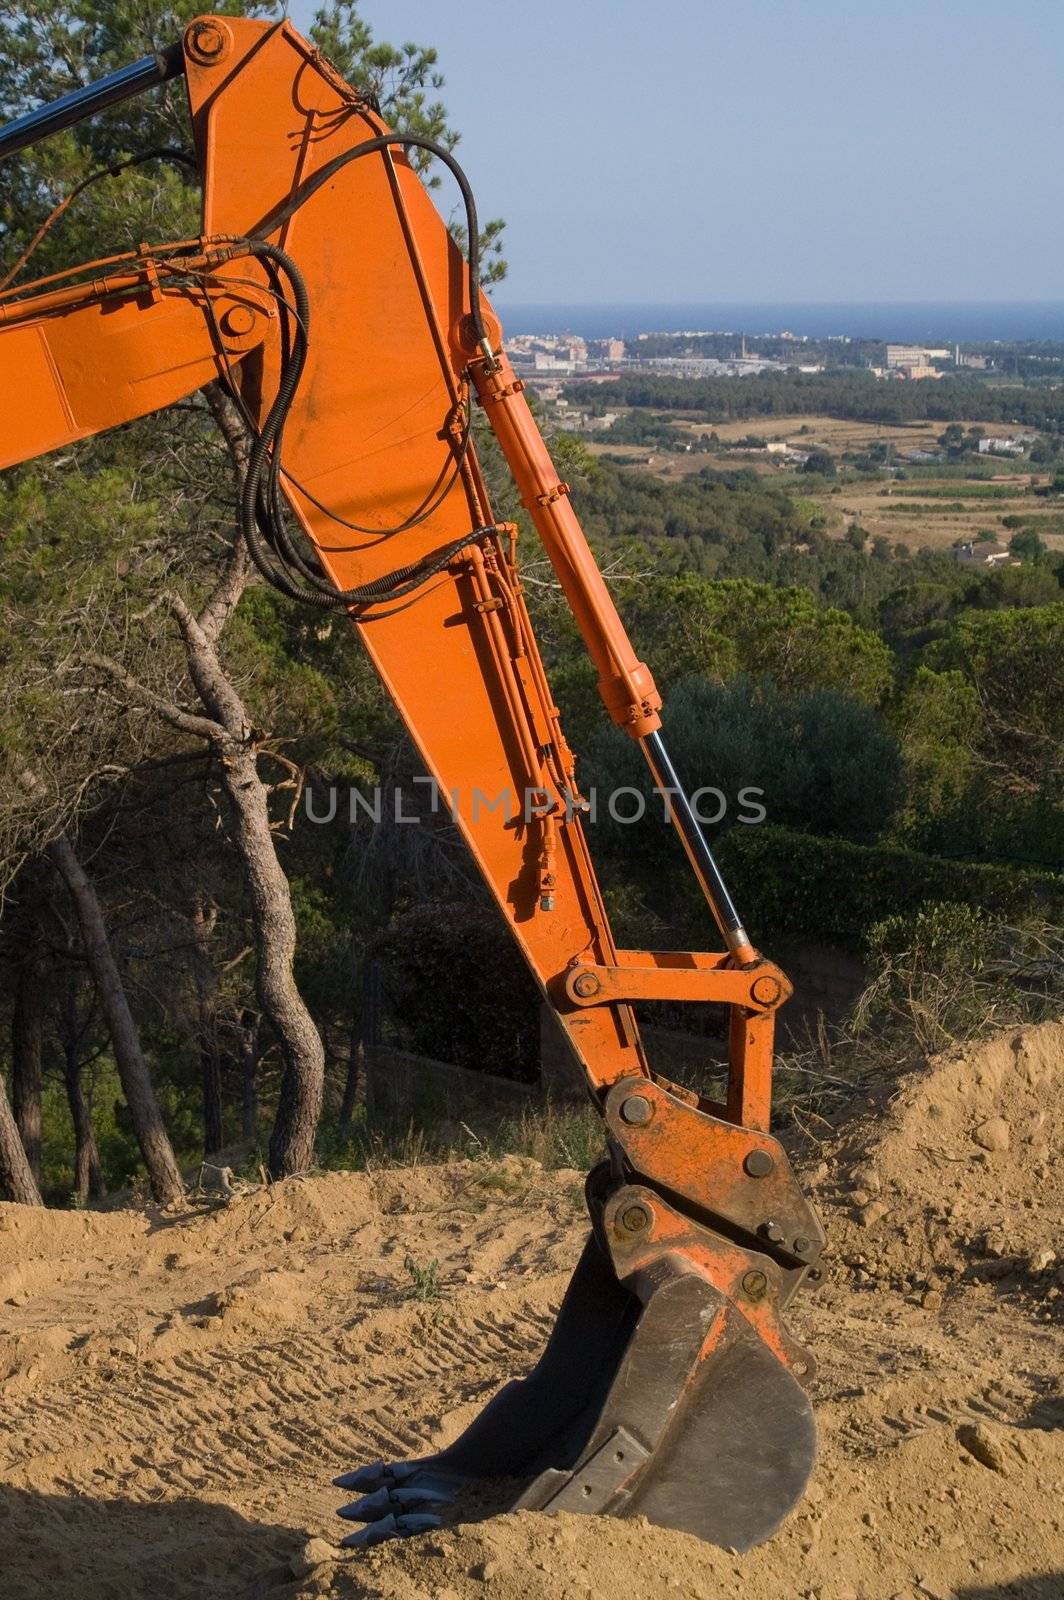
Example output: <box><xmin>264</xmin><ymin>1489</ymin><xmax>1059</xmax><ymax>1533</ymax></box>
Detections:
<box><xmin>487</xmin><ymin>1101</ymin><xmax>604</xmax><ymax>1171</ymax></box>
<box><xmin>400</xmin><ymin>1254</ymin><xmax>446</xmax><ymax>1304</ymax></box>
<box><xmin>476</xmin><ymin>1165</ymin><xmax>525</xmax><ymax>1196</ymax></box>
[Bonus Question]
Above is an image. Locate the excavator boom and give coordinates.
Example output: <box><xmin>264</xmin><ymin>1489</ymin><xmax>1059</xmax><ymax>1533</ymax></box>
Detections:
<box><xmin>0</xmin><ymin>17</ymin><xmax>824</xmax><ymax>1553</ymax></box>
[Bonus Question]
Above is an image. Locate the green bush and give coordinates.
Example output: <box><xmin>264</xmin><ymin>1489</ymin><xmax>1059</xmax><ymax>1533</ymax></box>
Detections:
<box><xmin>716</xmin><ymin>825</ymin><xmax>1064</xmax><ymax>944</ymax></box>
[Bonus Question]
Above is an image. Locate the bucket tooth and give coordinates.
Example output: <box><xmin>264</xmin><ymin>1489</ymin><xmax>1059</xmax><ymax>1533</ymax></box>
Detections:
<box><xmin>339</xmin><ymin>1484</ymin><xmax>455</xmax><ymax>1522</ymax></box>
<box><xmin>333</xmin><ymin>1457</ymin><xmax>432</xmax><ymax>1493</ymax></box>
<box><xmin>340</xmin><ymin>1511</ymin><xmax>443</xmax><ymax>1550</ymax></box>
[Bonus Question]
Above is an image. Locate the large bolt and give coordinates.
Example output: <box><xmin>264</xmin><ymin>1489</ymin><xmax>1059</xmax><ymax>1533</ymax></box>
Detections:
<box><xmin>759</xmin><ymin>1220</ymin><xmax>785</xmax><ymax>1244</ymax></box>
<box><xmin>741</xmin><ymin>1270</ymin><xmax>768</xmax><ymax>1301</ymax></box>
<box><xmin>619</xmin><ymin>1094</ymin><xmax>653</xmax><ymax>1126</ymax></box>
<box><xmin>751</xmin><ymin>975</ymin><xmax>782</xmax><ymax>1006</ymax></box>
<box><xmin>619</xmin><ymin>1203</ymin><xmax>651</xmax><ymax>1235</ymax></box>
<box><xmin>572</xmin><ymin>971</ymin><xmax>600</xmax><ymax>999</ymax></box>
<box><xmin>793</xmin><ymin>1235</ymin><xmax>813</xmax><ymax>1256</ymax></box>
<box><xmin>220</xmin><ymin>304</ymin><xmax>256</xmax><ymax>338</ymax></box>
<box><xmin>743</xmin><ymin>1148</ymin><xmax>775</xmax><ymax>1179</ymax></box>
<box><xmin>186</xmin><ymin>20</ymin><xmax>230</xmax><ymax>63</ymax></box>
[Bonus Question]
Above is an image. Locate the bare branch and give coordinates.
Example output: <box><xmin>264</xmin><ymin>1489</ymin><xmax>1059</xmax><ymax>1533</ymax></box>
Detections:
<box><xmin>79</xmin><ymin>651</ymin><xmax>225</xmax><ymax>743</ymax></box>
<box><xmin>168</xmin><ymin>594</ymin><xmax>252</xmax><ymax>737</ymax></box>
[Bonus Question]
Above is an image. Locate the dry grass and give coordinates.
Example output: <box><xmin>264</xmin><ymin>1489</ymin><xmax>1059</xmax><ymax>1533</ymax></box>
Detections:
<box><xmin>315</xmin><ymin>1095</ymin><xmax>603</xmax><ymax>1177</ymax></box>
<box><xmin>827</xmin><ymin>478</ymin><xmax>1064</xmax><ymax>553</ymax></box>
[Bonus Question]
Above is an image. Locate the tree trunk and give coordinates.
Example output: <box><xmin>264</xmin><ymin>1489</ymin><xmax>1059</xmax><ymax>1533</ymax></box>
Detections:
<box><xmin>59</xmin><ymin>978</ymin><xmax>106</xmax><ymax>1206</ymax></box>
<box><xmin>200</xmin><ymin>1037</ymin><xmax>224</xmax><ymax>1157</ymax></box>
<box><xmin>218</xmin><ymin>745</ymin><xmax>324</xmax><ymax>1177</ymax></box>
<box><xmin>190</xmin><ymin>895</ymin><xmax>224</xmax><ymax>1155</ymax></box>
<box><xmin>80</xmin><ymin>392</ymin><xmax>326</xmax><ymax>1184</ymax></box>
<box><xmin>167</xmin><ymin>594</ymin><xmax>325</xmax><ymax>1180</ymax></box>
<box><xmin>337</xmin><ymin>1036</ymin><xmax>362</xmax><ymax>1135</ymax></box>
<box><xmin>11</xmin><ymin>924</ymin><xmax>46</xmax><ymax>1183</ymax></box>
<box><xmin>0</xmin><ymin>1073</ymin><xmax>43</xmax><ymax>1205</ymax></box>
<box><xmin>46</xmin><ymin>831</ymin><xmax>184</xmax><ymax>1204</ymax></box>
<box><xmin>64</xmin><ymin>1053</ymin><xmax>106</xmax><ymax>1205</ymax></box>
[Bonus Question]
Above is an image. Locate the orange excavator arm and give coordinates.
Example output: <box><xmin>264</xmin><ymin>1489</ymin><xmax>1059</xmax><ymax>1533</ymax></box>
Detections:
<box><xmin>0</xmin><ymin>16</ymin><xmax>824</xmax><ymax>1553</ymax></box>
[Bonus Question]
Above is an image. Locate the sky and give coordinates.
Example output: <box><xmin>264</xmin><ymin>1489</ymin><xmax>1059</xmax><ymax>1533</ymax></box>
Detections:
<box><xmin>289</xmin><ymin>0</ymin><xmax>1064</xmax><ymax>307</ymax></box>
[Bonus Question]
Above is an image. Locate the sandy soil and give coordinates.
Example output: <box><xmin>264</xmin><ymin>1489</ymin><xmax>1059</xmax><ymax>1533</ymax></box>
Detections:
<box><xmin>1</xmin><ymin>1023</ymin><xmax>1061</xmax><ymax>1600</ymax></box>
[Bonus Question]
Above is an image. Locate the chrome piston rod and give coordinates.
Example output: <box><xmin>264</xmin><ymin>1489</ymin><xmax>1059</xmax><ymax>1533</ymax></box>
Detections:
<box><xmin>640</xmin><ymin>728</ymin><xmax>755</xmax><ymax>963</ymax></box>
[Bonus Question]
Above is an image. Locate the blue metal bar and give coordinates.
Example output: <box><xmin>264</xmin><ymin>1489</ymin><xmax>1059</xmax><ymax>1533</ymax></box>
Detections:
<box><xmin>0</xmin><ymin>45</ymin><xmax>184</xmax><ymax>162</ymax></box>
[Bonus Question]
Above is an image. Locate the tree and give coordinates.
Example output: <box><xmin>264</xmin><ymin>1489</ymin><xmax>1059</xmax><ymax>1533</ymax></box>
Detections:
<box><xmin>584</xmin><ymin>675</ymin><xmax>902</xmax><ymax>859</ymax></box>
<box><xmin>56</xmin><ymin>964</ymin><xmax>108</xmax><ymax>1205</ymax></box>
<box><xmin>623</xmin><ymin>577</ymin><xmax>894</xmax><ymax>705</ymax></box>
<box><xmin>656</xmin><ymin>676</ymin><xmax>901</xmax><ymax>844</ymax></box>
<box><xmin>1008</xmin><ymin>528</ymin><xmax>1050</xmax><ymax>566</ymax></box>
<box><xmin>801</xmin><ymin>450</ymin><xmax>836</xmax><ymax>477</ymax></box>
<box><xmin>0</xmin><ymin>0</ymin><xmax>502</xmax><ymax>1189</ymax></box>
<box><xmin>189</xmin><ymin>892</ymin><xmax>224</xmax><ymax>1156</ymax></box>
<box><xmin>46</xmin><ymin>828</ymin><xmax>185</xmax><ymax>1203</ymax></box>
<box><xmin>927</xmin><ymin>604</ymin><xmax>1064</xmax><ymax>802</ymax></box>
<box><xmin>0</xmin><ymin>1073</ymin><xmax>43</xmax><ymax>1205</ymax></box>
<box><xmin>889</xmin><ymin>667</ymin><xmax>982</xmax><ymax>846</ymax></box>
<box><xmin>977</xmin><ymin>563</ymin><xmax>1061</xmax><ymax>610</ymax></box>
<box><xmin>81</xmin><ymin>549</ymin><xmax>329</xmax><ymax>1180</ymax></box>
<box><xmin>9</xmin><ymin>907</ymin><xmax>47</xmax><ymax>1183</ymax></box>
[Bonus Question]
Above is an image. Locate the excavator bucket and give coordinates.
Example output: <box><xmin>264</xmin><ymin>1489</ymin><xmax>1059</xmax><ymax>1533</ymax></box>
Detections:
<box><xmin>336</xmin><ymin>1179</ymin><xmax>817</xmax><ymax>1552</ymax></box>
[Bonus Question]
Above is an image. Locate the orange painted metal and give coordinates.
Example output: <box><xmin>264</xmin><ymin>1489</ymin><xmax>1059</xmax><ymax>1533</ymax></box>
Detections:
<box><xmin>604</xmin><ymin>1184</ymin><xmax>816</xmax><ymax>1382</ymax></box>
<box><xmin>472</xmin><ymin>353</ymin><xmax>663</xmax><ymax>738</ymax></box>
<box><xmin>0</xmin><ymin>248</ymin><xmax>273</xmax><ymax>470</ymax></box>
<box><xmin>602</xmin><ymin>1079</ymin><xmax>824</xmax><ymax>1269</ymax></box>
<box><xmin>563</xmin><ymin>953</ymin><xmax>792</xmax><ymax>1012</ymax></box>
<box><xmin>727</xmin><ymin>1008</ymin><xmax>776</xmax><ymax>1131</ymax></box>
<box><xmin>183</xmin><ymin>15</ymin><xmax>654</xmax><ymax>1094</ymax></box>
<box><xmin>0</xmin><ymin>14</ymin><xmax>804</xmax><ymax>1229</ymax></box>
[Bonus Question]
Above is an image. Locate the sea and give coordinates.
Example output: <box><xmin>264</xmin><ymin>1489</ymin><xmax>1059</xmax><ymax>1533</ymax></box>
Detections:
<box><xmin>493</xmin><ymin>302</ymin><xmax>1064</xmax><ymax>344</ymax></box>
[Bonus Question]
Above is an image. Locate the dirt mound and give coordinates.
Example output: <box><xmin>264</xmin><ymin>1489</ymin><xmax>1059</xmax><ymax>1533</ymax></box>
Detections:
<box><xmin>0</xmin><ymin>1025</ymin><xmax>1061</xmax><ymax>1600</ymax></box>
<box><xmin>812</xmin><ymin>1021</ymin><xmax>1063</xmax><ymax>1308</ymax></box>
<box><xmin>286</xmin><ymin>1411</ymin><xmax>1064</xmax><ymax>1599</ymax></box>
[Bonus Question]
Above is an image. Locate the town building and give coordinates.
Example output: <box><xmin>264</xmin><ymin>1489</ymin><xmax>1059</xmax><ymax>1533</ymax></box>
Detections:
<box><xmin>885</xmin><ymin>344</ymin><xmax>928</xmax><ymax>369</ymax></box>
<box><xmin>885</xmin><ymin>345</ymin><xmax>948</xmax><ymax>376</ymax></box>
<box><xmin>951</xmin><ymin>541</ymin><xmax>1018</xmax><ymax>566</ymax></box>
<box><xmin>977</xmin><ymin>437</ymin><xmax>1027</xmax><ymax>456</ymax></box>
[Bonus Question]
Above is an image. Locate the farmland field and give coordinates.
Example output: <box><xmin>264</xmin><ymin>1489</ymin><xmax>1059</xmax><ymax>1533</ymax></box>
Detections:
<box><xmin>584</xmin><ymin>411</ymin><xmax>1064</xmax><ymax>552</ymax></box>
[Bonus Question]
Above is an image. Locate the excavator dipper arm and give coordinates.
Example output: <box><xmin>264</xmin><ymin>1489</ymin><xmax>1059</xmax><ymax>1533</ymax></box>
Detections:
<box><xmin>0</xmin><ymin>17</ymin><xmax>824</xmax><ymax>1552</ymax></box>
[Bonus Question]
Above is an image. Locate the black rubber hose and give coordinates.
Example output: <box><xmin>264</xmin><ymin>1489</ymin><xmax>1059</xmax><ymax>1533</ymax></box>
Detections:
<box><xmin>250</xmin><ymin>133</ymin><xmax>491</xmax><ymax>355</ymax></box>
<box><xmin>225</xmin><ymin>134</ymin><xmax>497</xmax><ymax>609</ymax></box>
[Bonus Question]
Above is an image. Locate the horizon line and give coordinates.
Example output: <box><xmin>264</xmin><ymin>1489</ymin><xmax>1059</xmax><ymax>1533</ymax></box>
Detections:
<box><xmin>494</xmin><ymin>296</ymin><xmax>1064</xmax><ymax>308</ymax></box>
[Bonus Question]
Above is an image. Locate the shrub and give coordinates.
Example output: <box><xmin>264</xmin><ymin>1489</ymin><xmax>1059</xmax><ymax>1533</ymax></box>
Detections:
<box><xmin>715</xmin><ymin>825</ymin><xmax>1064</xmax><ymax>944</ymax></box>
